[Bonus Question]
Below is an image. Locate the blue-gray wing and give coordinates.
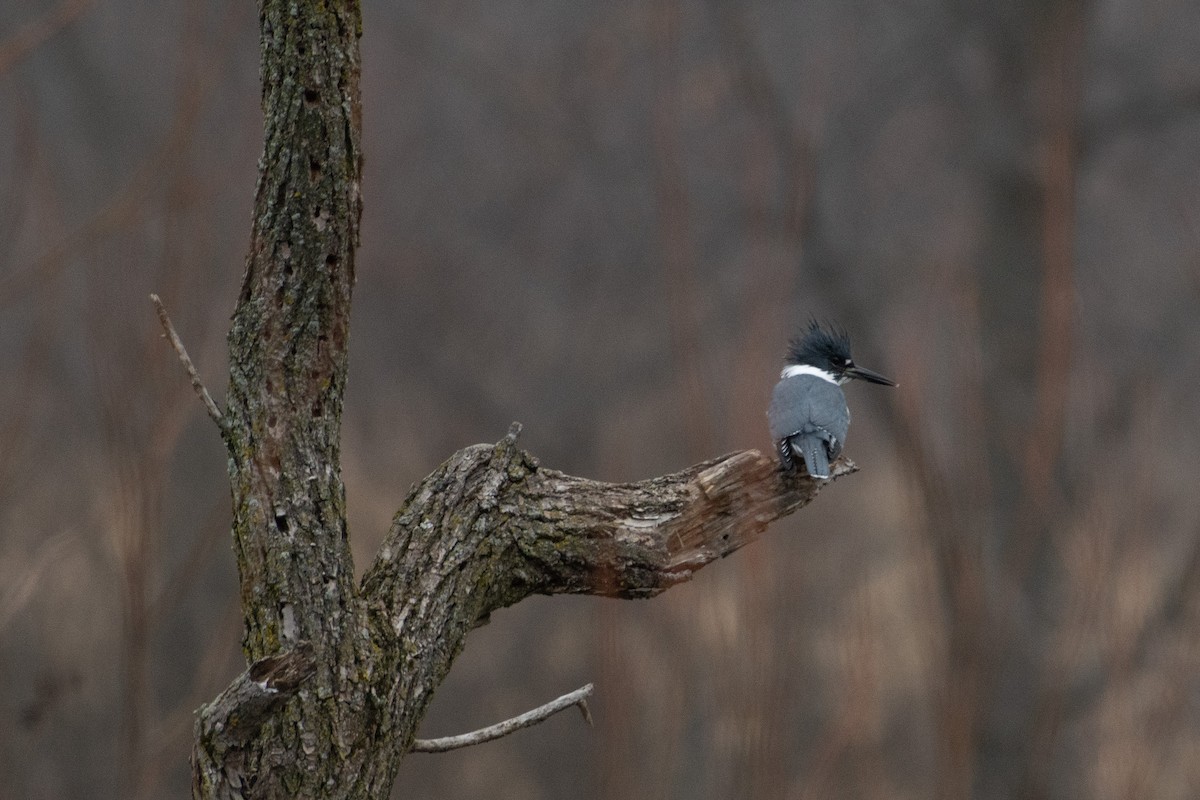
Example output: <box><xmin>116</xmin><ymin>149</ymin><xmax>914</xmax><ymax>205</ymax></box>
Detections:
<box><xmin>767</xmin><ymin>376</ymin><xmax>850</xmax><ymax>458</ymax></box>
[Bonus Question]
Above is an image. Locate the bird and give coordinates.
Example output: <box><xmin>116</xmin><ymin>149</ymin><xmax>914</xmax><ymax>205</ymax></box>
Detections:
<box><xmin>768</xmin><ymin>321</ymin><xmax>896</xmax><ymax>479</ymax></box>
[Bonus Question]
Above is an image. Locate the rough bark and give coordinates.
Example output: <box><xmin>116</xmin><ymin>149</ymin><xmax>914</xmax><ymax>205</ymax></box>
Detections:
<box><xmin>189</xmin><ymin>1</ymin><xmax>856</xmax><ymax>797</ymax></box>
<box><xmin>195</xmin><ymin>420</ymin><xmax>852</xmax><ymax>797</ymax></box>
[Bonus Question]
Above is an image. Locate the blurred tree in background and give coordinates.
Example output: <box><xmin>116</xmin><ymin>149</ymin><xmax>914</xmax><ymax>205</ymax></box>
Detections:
<box><xmin>1</xmin><ymin>0</ymin><xmax>1198</xmax><ymax>798</ymax></box>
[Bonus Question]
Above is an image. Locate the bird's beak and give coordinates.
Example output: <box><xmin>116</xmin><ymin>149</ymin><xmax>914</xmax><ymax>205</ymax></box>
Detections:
<box><xmin>845</xmin><ymin>363</ymin><xmax>897</xmax><ymax>387</ymax></box>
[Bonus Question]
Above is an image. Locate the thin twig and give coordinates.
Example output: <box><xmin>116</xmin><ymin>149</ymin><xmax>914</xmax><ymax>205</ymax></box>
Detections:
<box><xmin>411</xmin><ymin>683</ymin><xmax>594</xmax><ymax>753</ymax></box>
<box><xmin>150</xmin><ymin>293</ymin><xmax>224</xmax><ymax>428</ymax></box>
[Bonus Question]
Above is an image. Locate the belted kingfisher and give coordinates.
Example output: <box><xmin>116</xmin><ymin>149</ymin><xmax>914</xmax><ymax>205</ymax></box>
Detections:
<box><xmin>768</xmin><ymin>322</ymin><xmax>895</xmax><ymax>479</ymax></box>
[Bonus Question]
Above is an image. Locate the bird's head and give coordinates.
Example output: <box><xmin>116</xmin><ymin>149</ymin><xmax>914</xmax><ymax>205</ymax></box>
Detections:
<box><xmin>786</xmin><ymin>321</ymin><xmax>897</xmax><ymax>387</ymax></box>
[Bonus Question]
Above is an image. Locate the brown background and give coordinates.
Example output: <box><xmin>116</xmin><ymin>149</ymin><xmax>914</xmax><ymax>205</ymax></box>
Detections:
<box><xmin>2</xmin><ymin>1</ymin><xmax>1198</xmax><ymax>798</ymax></box>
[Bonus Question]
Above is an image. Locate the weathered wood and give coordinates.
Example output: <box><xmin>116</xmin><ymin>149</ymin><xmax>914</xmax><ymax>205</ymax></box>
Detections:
<box><xmin>194</xmin><ymin>417</ymin><xmax>851</xmax><ymax>797</ymax></box>
<box><xmin>190</xmin><ymin>0</ymin><xmax>856</xmax><ymax>797</ymax></box>
<box><xmin>191</xmin><ymin>644</ymin><xmax>317</xmax><ymax>798</ymax></box>
<box><xmin>194</xmin><ymin>0</ymin><xmax>375</xmax><ymax>796</ymax></box>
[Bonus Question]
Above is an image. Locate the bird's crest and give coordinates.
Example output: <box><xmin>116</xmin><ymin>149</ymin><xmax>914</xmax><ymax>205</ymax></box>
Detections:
<box><xmin>786</xmin><ymin>320</ymin><xmax>852</xmax><ymax>366</ymax></box>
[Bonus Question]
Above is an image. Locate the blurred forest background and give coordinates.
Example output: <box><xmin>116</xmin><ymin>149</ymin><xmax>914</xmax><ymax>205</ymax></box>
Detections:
<box><xmin>2</xmin><ymin>0</ymin><xmax>1199</xmax><ymax>798</ymax></box>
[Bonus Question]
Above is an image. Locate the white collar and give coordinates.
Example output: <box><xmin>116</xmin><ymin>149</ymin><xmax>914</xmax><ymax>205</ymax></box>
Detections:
<box><xmin>780</xmin><ymin>364</ymin><xmax>839</xmax><ymax>384</ymax></box>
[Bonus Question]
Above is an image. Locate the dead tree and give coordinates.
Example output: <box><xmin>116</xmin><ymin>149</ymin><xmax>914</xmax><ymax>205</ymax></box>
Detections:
<box><xmin>167</xmin><ymin>2</ymin><xmax>852</xmax><ymax>797</ymax></box>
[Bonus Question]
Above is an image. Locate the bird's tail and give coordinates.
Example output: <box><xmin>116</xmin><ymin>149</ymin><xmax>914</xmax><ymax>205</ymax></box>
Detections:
<box><xmin>794</xmin><ymin>435</ymin><xmax>830</xmax><ymax>479</ymax></box>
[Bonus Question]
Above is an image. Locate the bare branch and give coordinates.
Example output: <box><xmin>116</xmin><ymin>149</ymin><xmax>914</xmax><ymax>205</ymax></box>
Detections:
<box><xmin>346</xmin><ymin>429</ymin><xmax>855</xmax><ymax>789</ymax></box>
<box><xmin>411</xmin><ymin>683</ymin><xmax>595</xmax><ymax>753</ymax></box>
<box><xmin>367</xmin><ymin>430</ymin><xmax>854</xmax><ymax>604</ymax></box>
<box><xmin>514</xmin><ymin>448</ymin><xmax>858</xmax><ymax>597</ymax></box>
<box><xmin>149</xmin><ymin>293</ymin><xmax>224</xmax><ymax>429</ymax></box>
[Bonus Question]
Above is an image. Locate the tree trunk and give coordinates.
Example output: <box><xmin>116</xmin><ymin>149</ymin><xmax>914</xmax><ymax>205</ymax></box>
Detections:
<box><xmin>190</xmin><ymin>2</ymin><xmax>849</xmax><ymax>797</ymax></box>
